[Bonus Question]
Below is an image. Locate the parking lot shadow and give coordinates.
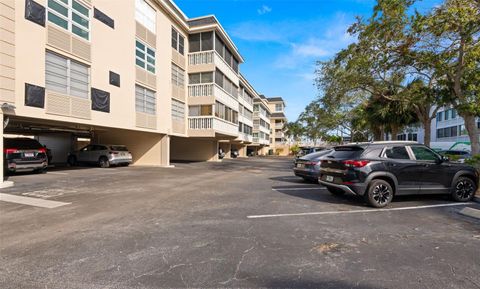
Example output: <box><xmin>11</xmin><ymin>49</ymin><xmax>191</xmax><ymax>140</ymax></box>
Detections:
<box><xmin>256</xmin><ymin>278</ymin><xmax>383</xmax><ymax>289</ymax></box>
<box><xmin>273</xmin><ymin>185</ymin><xmax>456</xmax><ymax>207</ymax></box>
<box><xmin>270</xmin><ymin>175</ymin><xmax>313</xmax><ymax>184</ymax></box>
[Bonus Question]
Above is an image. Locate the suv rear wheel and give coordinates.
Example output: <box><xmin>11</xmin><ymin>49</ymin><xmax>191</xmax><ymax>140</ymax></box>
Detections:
<box><xmin>365</xmin><ymin>179</ymin><xmax>394</xmax><ymax>208</ymax></box>
<box><xmin>67</xmin><ymin>155</ymin><xmax>77</xmax><ymax>166</ymax></box>
<box><xmin>327</xmin><ymin>186</ymin><xmax>345</xmax><ymax>196</ymax></box>
<box><xmin>451</xmin><ymin>177</ymin><xmax>477</xmax><ymax>202</ymax></box>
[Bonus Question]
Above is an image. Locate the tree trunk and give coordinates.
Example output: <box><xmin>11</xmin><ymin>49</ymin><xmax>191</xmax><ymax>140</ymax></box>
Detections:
<box><xmin>373</xmin><ymin>127</ymin><xmax>382</xmax><ymax>141</ymax></box>
<box><xmin>422</xmin><ymin>116</ymin><xmax>431</xmax><ymax>147</ymax></box>
<box><xmin>462</xmin><ymin>112</ymin><xmax>480</xmax><ymax>155</ymax></box>
<box><xmin>390</xmin><ymin>126</ymin><xmax>400</xmax><ymax>141</ymax></box>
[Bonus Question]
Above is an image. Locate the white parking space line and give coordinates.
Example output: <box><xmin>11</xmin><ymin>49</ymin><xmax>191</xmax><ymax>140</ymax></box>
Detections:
<box><xmin>0</xmin><ymin>193</ymin><xmax>71</xmax><ymax>208</ymax></box>
<box><xmin>272</xmin><ymin>187</ymin><xmax>326</xmax><ymax>191</ymax></box>
<box><xmin>247</xmin><ymin>202</ymin><xmax>473</xmax><ymax>219</ymax></box>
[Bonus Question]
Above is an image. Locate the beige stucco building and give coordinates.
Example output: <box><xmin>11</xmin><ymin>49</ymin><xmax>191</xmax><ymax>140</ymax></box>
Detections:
<box><xmin>0</xmin><ymin>0</ymin><xmax>280</xmax><ymax>185</ymax></box>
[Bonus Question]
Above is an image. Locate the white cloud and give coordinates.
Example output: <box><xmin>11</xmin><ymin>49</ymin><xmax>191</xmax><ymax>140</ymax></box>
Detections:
<box><xmin>257</xmin><ymin>5</ymin><xmax>272</xmax><ymax>15</ymax></box>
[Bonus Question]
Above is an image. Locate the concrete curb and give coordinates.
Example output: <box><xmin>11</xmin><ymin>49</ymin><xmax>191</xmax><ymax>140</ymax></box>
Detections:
<box><xmin>458</xmin><ymin>207</ymin><xmax>480</xmax><ymax>221</ymax></box>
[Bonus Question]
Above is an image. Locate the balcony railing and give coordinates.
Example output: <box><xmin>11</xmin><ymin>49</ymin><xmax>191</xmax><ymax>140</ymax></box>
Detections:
<box><xmin>188</xmin><ymin>83</ymin><xmax>214</xmax><ymax>97</ymax></box>
<box><xmin>188</xmin><ymin>117</ymin><xmax>238</xmax><ymax>136</ymax></box>
<box><xmin>188</xmin><ymin>51</ymin><xmax>214</xmax><ymax>65</ymax></box>
<box><xmin>188</xmin><ymin>50</ymin><xmax>239</xmax><ymax>85</ymax></box>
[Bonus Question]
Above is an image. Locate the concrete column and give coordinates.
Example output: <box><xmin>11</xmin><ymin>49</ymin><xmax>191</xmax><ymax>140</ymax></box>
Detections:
<box><xmin>160</xmin><ymin>135</ymin><xmax>170</xmax><ymax>167</ymax></box>
<box><xmin>224</xmin><ymin>143</ymin><xmax>232</xmax><ymax>159</ymax></box>
<box><xmin>0</xmin><ymin>112</ymin><xmax>14</xmax><ymax>188</ymax></box>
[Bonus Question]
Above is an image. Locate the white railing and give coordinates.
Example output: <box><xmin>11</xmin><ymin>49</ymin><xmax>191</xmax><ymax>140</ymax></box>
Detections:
<box><xmin>239</xmin><ymin>133</ymin><xmax>253</xmax><ymax>143</ymax></box>
<box><xmin>275</xmin><ymin>123</ymin><xmax>284</xmax><ymax>129</ymax></box>
<box><xmin>188</xmin><ymin>117</ymin><xmax>238</xmax><ymax>136</ymax></box>
<box><xmin>188</xmin><ymin>84</ymin><xmax>214</xmax><ymax>97</ymax></box>
<box><xmin>188</xmin><ymin>51</ymin><xmax>214</xmax><ymax>65</ymax></box>
<box><xmin>275</xmin><ymin>132</ymin><xmax>285</xmax><ymax>138</ymax></box>
<box><xmin>189</xmin><ymin>117</ymin><xmax>213</xmax><ymax>130</ymax></box>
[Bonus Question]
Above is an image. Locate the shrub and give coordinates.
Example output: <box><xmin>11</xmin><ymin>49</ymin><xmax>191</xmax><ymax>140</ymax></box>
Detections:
<box><xmin>290</xmin><ymin>144</ymin><xmax>300</xmax><ymax>155</ymax></box>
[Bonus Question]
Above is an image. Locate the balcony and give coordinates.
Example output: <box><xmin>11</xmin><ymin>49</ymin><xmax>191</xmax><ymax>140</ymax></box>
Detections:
<box><xmin>275</xmin><ymin>123</ymin><xmax>284</xmax><ymax>129</ymax></box>
<box><xmin>237</xmin><ymin>133</ymin><xmax>253</xmax><ymax>144</ymax></box>
<box><xmin>188</xmin><ymin>116</ymin><xmax>239</xmax><ymax>138</ymax></box>
<box><xmin>275</xmin><ymin>132</ymin><xmax>285</xmax><ymax>138</ymax></box>
<box><xmin>188</xmin><ymin>51</ymin><xmax>239</xmax><ymax>85</ymax></box>
<box><xmin>253</xmin><ymin>137</ymin><xmax>270</xmax><ymax>146</ymax></box>
<box><xmin>188</xmin><ymin>83</ymin><xmax>238</xmax><ymax>110</ymax></box>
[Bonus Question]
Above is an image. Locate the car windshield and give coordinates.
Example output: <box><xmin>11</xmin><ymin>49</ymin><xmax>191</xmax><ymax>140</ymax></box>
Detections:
<box><xmin>110</xmin><ymin>145</ymin><xmax>129</xmax><ymax>151</ymax></box>
<box><xmin>4</xmin><ymin>138</ymin><xmax>42</xmax><ymax>149</ymax></box>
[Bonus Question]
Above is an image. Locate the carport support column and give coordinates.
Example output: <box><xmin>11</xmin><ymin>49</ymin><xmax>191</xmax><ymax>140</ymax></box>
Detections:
<box><xmin>0</xmin><ymin>111</ymin><xmax>13</xmax><ymax>188</ymax></box>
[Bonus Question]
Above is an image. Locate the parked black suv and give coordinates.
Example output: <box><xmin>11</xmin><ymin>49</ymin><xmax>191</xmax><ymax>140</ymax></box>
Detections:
<box><xmin>319</xmin><ymin>142</ymin><xmax>479</xmax><ymax>208</ymax></box>
<box><xmin>4</xmin><ymin>138</ymin><xmax>48</xmax><ymax>174</ymax></box>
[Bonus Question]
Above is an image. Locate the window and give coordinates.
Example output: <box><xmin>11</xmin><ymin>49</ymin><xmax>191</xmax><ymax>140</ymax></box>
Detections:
<box><xmin>451</xmin><ymin>109</ymin><xmax>457</xmax><ymax>119</ymax></box>
<box><xmin>189</xmin><ymin>105</ymin><xmax>212</xmax><ymax>116</ymax></box>
<box><xmin>46</xmin><ymin>51</ymin><xmax>89</xmax><ymax>98</ymax></box>
<box><xmin>243</xmin><ymin>124</ymin><xmax>252</xmax><ymax>135</ymax></box>
<box><xmin>171</xmin><ymin>27</ymin><xmax>184</xmax><ymax>55</ymax></box>
<box><xmin>171</xmin><ymin>64</ymin><xmax>185</xmax><ymax>87</ymax></box>
<box><xmin>215</xmin><ymin>69</ymin><xmax>238</xmax><ymax>98</ymax></box>
<box><xmin>384</xmin><ymin>146</ymin><xmax>410</xmax><ymax>160</ymax></box>
<box><xmin>189</xmin><ymin>72</ymin><xmax>213</xmax><ymax>84</ymax></box>
<box><xmin>171</xmin><ymin>99</ymin><xmax>185</xmax><ymax>121</ymax></box>
<box><xmin>411</xmin><ymin>146</ymin><xmax>439</xmax><ymax>162</ymax></box>
<box><xmin>135</xmin><ymin>0</ymin><xmax>155</xmax><ymax>32</ymax></box>
<box><xmin>135</xmin><ymin>85</ymin><xmax>156</xmax><ymax>114</ymax></box>
<box><xmin>136</xmin><ymin>40</ymin><xmax>155</xmax><ymax>73</ymax></box>
<box><xmin>436</xmin><ymin>111</ymin><xmax>444</xmax><ymax>122</ymax></box>
<box><xmin>212</xmin><ymin>34</ymin><xmax>239</xmax><ymax>73</ymax></box>
<box><xmin>189</xmin><ymin>32</ymin><xmax>213</xmax><ymax>53</ymax></box>
<box><xmin>47</xmin><ymin>0</ymin><xmax>90</xmax><ymax>40</ymax></box>
<box><xmin>215</xmin><ymin>101</ymin><xmax>238</xmax><ymax>124</ymax></box>
<box><xmin>275</xmin><ymin>103</ymin><xmax>283</xmax><ymax>112</ymax></box>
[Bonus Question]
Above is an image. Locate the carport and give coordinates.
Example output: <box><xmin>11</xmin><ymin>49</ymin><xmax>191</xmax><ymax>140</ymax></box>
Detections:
<box><xmin>1</xmin><ymin>115</ymin><xmax>170</xmax><ymax>181</ymax></box>
<box><xmin>170</xmin><ymin>136</ymin><xmax>219</xmax><ymax>162</ymax></box>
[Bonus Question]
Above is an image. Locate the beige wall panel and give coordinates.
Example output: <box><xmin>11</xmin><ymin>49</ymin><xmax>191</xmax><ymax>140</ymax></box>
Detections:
<box><xmin>46</xmin><ymin>93</ymin><xmax>71</xmax><ymax>116</ymax></box>
<box><xmin>170</xmin><ymin>137</ymin><xmax>218</xmax><ymax>161</ymax></box>
<box><xmin>0</xmin><ymin>88</ymin><xmax>14</xmax><ymax>102</ymax></box>
<box><xmin>70</xmin><ymin>97</ymin><xmax>91</xmax><ymax>119</ymax></box>
<box><xmin>172</xmin><ymin>120</ymin><xmax>185</xmax><ymax>134</ymax></box>
<box><xmin>0</xmin><ymin>41</ymin><xmax>15</xmax><ymax>57</ymax></box>
<box><xmin>171</xmin><ymin>85</ymin><xmax>186</xmax><ymax>102</ymax></box>
<box><xmin>146</xmin><ymin>29</ymin><xmax>156</xmax><ymax>48</ymax></box>
<box><xmin>146</xmin><ymin>72</ymin><xmax>156</xmax><ymax>88</ymax></box>
<box><xmin>188</xmin><ymin>63</ymin><xmax>215</xmax><ymax>73</ymax></box>
<box><xmin>0</xmin><ymin>53</ymin><xmax>14</xmax><ymax>68</ymax></box>
<box><xmin>0</xmin><ymin>76</ymin><xmax>14</xmax><ymax>90</ymax></box>
<box><xmin>0</xmin><ymin>17</ymin><xmax>14</xmax><ymax>32</ymax></box>
<box><xmin>188</xmin><ymin>129</ymin><xmax>215</xmax><ymax>138</ymax></box>
<box><xmin>171</xmin><ymin>49</ymin><xmax>186</xmax><ymax>70</ymax></box>
<box><xmin>0</xmin><ymin>1</ymin><xmax>14</xmax><ymax>19</ymax></box>
<box><xmin>0</xmin><ymin>28</ymin><xmax>14</xmax><ymax>43</ymax></box>
<box><xmin>47</xmin><ymin>25</ymin><xmax>72</xmax><ymax>53</ymax></box>
<box><xmin>135</xmin><ymin>21</ymin><xmax>147</xmax><ymax>42</ymax></box>
<box><xmin>71</xmin><ymin>37</ymin><xmax>91</xmax><ymax>61</ymax></box>
<box><xmin>188</xmin><ymin>96</ymin><xmax>215</xmax><ymax>105</ymax></box>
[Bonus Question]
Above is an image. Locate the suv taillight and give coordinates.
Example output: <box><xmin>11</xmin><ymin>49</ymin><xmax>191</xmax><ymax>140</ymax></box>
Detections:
<box><xmin>4</xmin><ymin>148</ymin><xmax>18</xmax><ymax>154</ymax></box>
<box><xmin>305</xmin><ymin>161</ymin><xmax>319</xmax><ymax>166</ymax></box>
<box><xmin>342</xmin><ymin>160</ymin><xmax>370</xmax><ymax>168</ymax></box>
<box><xmin>38</xmin><ymin>148</ymin><xmax>46</xmax><ymax>153</ymax></box>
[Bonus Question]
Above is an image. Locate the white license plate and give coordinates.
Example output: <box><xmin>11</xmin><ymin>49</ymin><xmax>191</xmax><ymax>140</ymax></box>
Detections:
<box><xmin>24</xmin><ymin>152</ymin><xmax>34</xmax><ymax>157</ymax></box>
<box><xmin>326</xmin><ymin>175</ymin><xmax>334</xmax><ymax>182</ymax></box>
<box><xmin>297</xmin><ymin>163</ymin><xmax>304</xmax><ymax>168</ymax></box>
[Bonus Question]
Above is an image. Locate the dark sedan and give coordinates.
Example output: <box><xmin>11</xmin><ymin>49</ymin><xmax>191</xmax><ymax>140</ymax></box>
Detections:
<box><xmin>294</xmin><ymin>149</ymin><xmax>333</xmax><ymax>182</ymax></box>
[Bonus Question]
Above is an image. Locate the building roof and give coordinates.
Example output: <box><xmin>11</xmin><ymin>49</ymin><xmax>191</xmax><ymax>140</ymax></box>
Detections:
<box><xmin>266</xmin><ymin>97</ymin><xmax>285</xmax><ymax>103</ymax></box>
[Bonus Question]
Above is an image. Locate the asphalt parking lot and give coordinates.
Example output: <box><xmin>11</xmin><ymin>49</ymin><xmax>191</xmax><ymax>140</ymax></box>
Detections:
<box><xmin>1</xmin><ymin>157</ymin><xmax>479</xmax><ymax>289</ymax></box>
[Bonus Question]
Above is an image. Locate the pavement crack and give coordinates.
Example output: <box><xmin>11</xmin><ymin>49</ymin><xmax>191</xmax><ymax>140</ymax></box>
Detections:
<box><xmin>218</xmin><ymin>246</ymin><xmax>255</xmax><ymax>285</ymax></box>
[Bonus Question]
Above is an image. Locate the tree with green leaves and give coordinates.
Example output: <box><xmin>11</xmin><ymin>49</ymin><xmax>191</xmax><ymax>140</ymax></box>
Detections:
<box><xmin>412</xmin><ymin>0</ymin><xmax>480</xmax><ymax>153</ymax></box>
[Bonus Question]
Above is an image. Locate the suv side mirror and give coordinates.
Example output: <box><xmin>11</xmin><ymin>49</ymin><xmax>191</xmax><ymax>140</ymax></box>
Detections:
<box><xmin>441</xmin><ymin>155</ymin><xmax>449</xmax><ymax>162</ymax></box>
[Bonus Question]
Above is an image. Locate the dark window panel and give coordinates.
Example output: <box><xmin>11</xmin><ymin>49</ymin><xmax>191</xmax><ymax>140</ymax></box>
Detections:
<box><xmin>201</xmin><ymin>31</ymin><xmax>213</xmax><ymax>51</ymax></box>
<box><xmin>25</xmin><ymin>0</ymin><xmax>45</xmax><ymax>27</ymax></box>
<box><xmin>94</xmin><ymin>7</ymin><xmax>114</xmax><ymax>29</ymax></box>
<box><xmin>91</xmin><ymin>87</ymin><xmax>110</xmax><ymax>113</ymax></box>
<box><xmin>189</xmin><ymin>33</ymin><xmax>200</xmax><ymax>52</ymax></box>
<box><xmin>109</xmin><ymin>71</ymin><xmax>120</xmax><ymax>87</ymax></box>
<box><xmin>24</xmin><ymin>83</ymin><xmax>45</xmax><ymax>108</ymax></box>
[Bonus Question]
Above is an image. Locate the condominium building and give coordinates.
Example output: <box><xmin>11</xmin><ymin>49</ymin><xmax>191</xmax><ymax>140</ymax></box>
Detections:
<box><xmin>248</xmin><ymin>96</ymin><xmax>271</xmax><ymax>155</ymax></box>
<box><xmin>0</xmin><ymin>0</ymin><xmax>268</xmax><ymax>185</ymax></box>
<box><xmin>266</xmin><ymin>97</ymin><xmax>288</xmax><ymax>155</ymax></box>
<box><xmin>396</xmin><ymin>106</ymin><xmax>479</xmax><ymax>150</ymax></box>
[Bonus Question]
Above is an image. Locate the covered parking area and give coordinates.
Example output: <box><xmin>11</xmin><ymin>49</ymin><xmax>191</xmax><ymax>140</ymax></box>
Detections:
<box><xmin>1</xmin><ymin>115</ymin><xmax>170</xmax><ymax>185</ymax></box>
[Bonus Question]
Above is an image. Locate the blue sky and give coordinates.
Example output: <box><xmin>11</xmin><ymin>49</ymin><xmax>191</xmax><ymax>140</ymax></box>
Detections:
<box><xmin>175</xmin><ymin>0</ymin><xmax>439</xmax><ymax>121</ymax></box>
